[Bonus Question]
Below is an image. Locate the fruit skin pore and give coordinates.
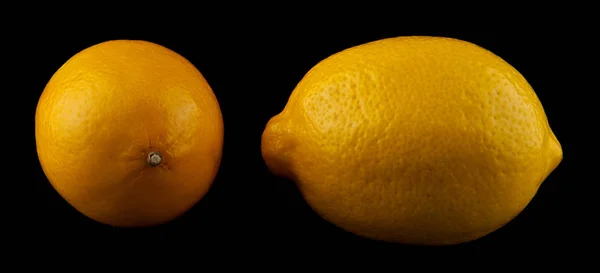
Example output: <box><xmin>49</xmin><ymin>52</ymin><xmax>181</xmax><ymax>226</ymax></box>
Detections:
<box><xmin>35</xmin><ymin>40</ymin><xmax>224</xmax><ymax>228</ymax></box>
<box><xmin>261</xmin><ymin>36</ymin><xmax>563</xmax><ymax>245</ymax></box>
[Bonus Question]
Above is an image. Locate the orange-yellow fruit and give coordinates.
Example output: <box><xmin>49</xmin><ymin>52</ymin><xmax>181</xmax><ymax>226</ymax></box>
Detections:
<box><xmin>261</xmin><ymin>36</ymin><xmax>562</xmax><ymax>245</ymax></box>
<box><xmin>35</xmin><ymin>40</ymin><xmax>224</xmax><ymax>227</ymax></box>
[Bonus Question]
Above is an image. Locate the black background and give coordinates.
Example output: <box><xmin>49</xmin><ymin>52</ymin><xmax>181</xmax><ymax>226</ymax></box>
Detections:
<box><xmin>14</xmin><ymin>18</ymin><xmax>584</xmax><ymax>255</ymax></box>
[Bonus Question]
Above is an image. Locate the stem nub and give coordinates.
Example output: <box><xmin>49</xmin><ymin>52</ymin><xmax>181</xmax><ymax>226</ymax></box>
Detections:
<box><xmin>147</xmin><ymin>151</ymin><xmax>162</xmax><ymax>167</ymax></box>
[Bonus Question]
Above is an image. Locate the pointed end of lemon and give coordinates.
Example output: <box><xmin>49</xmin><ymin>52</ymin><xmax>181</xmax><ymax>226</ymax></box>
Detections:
<box><xmin>547</xmin><ymin>130</ymin><xmax>563</xmax><ymax>172</ymax></box>
<box><xmin>261</xmin><ymin>115</ymin><xmax>295</xmax><ymax>178</ymax></box>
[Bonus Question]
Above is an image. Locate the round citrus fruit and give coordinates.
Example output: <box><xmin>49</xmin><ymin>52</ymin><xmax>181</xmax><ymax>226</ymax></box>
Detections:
<box><xmin>261</xmin><ymin>36</ymin><xmax>563</xmax><ymax>245</ymax></box>
<box><xmin>35</xmin><ymin>40</ymin><xmax>224</xmax><ymax>228</ymax></box>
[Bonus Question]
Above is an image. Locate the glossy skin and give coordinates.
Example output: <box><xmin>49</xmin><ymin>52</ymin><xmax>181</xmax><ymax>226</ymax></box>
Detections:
<box><xmin>262</xmin><ymin>36</ymin><xmax>563</xmax><ymax>245</ymax></box>
<box><xmin>35</xmin><ymin>40</ymin><xmax>224</xmax><ymax>227</ymax></box>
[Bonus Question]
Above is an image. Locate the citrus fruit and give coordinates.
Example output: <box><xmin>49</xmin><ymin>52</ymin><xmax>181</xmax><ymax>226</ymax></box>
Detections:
<box><xmin>261</xmin><ymin>36</ymin><xmax>563</xmax><ymax>245</ymax></box>
<box><xmin>35</xmin><ymin>40</ymin><xmax>224</xmax><ymax>227</ymax></box>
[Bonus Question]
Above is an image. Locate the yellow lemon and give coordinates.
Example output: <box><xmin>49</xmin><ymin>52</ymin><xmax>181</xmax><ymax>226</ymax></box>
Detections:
<box><xmin>261</xmin><ymin>36</ymin><xmax>562</xmax><ymax>245</ymax></box>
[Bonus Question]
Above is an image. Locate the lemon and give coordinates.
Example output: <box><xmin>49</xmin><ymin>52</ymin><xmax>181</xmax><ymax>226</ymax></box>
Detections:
<box><xmin>261</xmin><ymin>36</ymin><xmax>562</xmax><ymax>245</ymax></box>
